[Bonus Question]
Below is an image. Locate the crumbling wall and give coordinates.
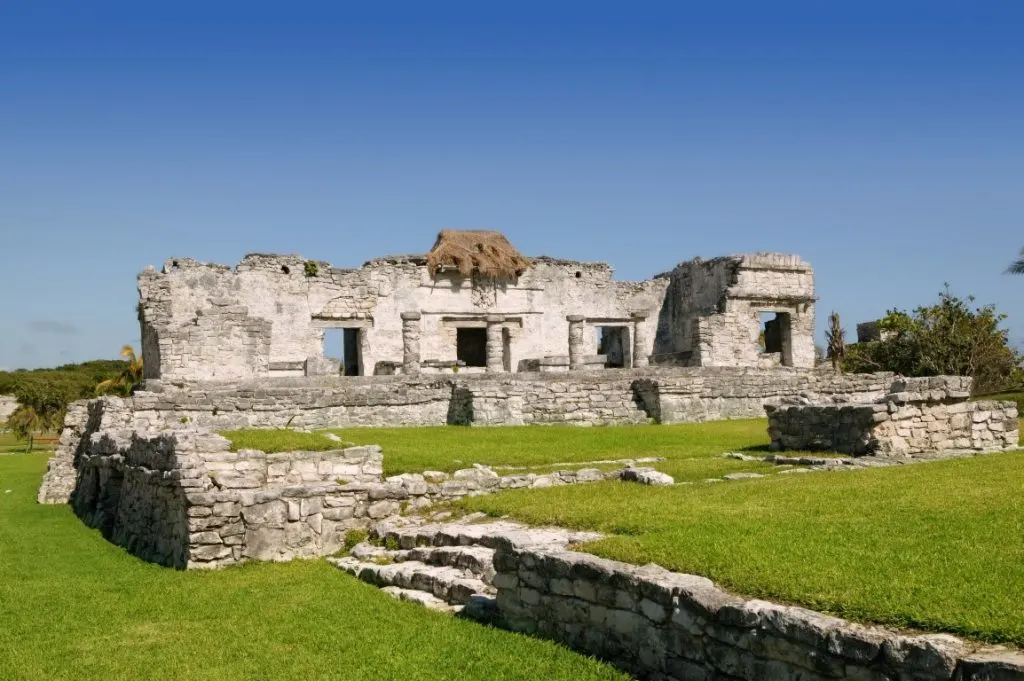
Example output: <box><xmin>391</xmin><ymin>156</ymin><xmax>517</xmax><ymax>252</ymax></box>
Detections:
<box><xmin>653</xmin><ymin>253</ymin><xmax>816</xmax><ymax>369</ymax></box>
<box><xmin>129</xmin><ymin>369</ymin><xmax>895</xmax><ymax>431</ymax></box>
<box><xmin>766</xmin><ymin>377</ymin><xmax>1020</xmax><ymax>455</ymax></box>
<box><xmin>492</xmin><ymin>541</ymin><xmax>1020</xmax><ymax>681</ymax></box>
<box><xmin>139</xmin><ymin>247</ymin><xmax>816</xmax><ymax>380</ymax></box>
<box><xmin>38</xmin><ymin>397</ymin><xmax>135</xmax><ymax>504</ymax></box>
<box><xmin>58</xmin><ymin>422</ymin><xmax>619</xmax><ymax>569</ymax></box>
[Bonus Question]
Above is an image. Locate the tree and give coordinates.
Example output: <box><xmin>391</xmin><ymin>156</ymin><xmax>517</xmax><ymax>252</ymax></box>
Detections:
<box><xmin>6</xmin><ymin>404</ymin><xmax>46</xmax><ymax>452</ymax></box>
<box><xmin>95</xmin><ymin>346</ymin><xmax>144</xmax><ymax>397</ymax></box>
<box><xmin>825</xmin><ymin>311</ymin><xmax>845</xmax><ymax>372</ymax></box>
<box><xmin>1008</xmin><ymin>247</ymin><xmax>1024</xmax><ymax>275</ymax></box>
<box><xmin>844</xmin><ymin>287</ymin><xmax>1022</xmax><ymax>394</ymax></box>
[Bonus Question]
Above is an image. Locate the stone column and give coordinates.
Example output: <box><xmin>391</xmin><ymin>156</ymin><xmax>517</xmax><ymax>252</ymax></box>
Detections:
<box><xmin>567</xmin><ymin>315</ymin><xmax>585</xmax><ymax>370</ymax></box>
<box><xmin>401</xmin><ymin>311</ymin><xmax>421</xmax><ymax>375</ymax></box>
<box><xmin>631</xmin><ymin>312</ymin><xmax>649</xmax><ymax>368</ymax></box>
<box><xmin>485</xmin><ymin>315</ymin><xmax>505</xmax><ymax>373</ymax></box>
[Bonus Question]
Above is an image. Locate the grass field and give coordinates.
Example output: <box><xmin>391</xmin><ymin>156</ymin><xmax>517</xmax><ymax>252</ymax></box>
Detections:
<box><xmin>0</xmin><ymin>431</ymin><xmax>56</xmax><ymax>455</ymax></box>
<box><xmin>460</xmin><ymin>450</ymin><xmax>1024</xmax><ymax>645</ymax></box>
<box><xmin>13</xmin><ymin>417</ymin><xmax>1023</xmax><ymax>673</ymax></box>
<box><xmin>223</xmin><ymin>419</ymin><xmax>772</xmax><ymax>477</ymax></box>
<box><xmin>0</xmin><ymin>454</ymin><xmax>626</xmax><ymax>681</ymax></box>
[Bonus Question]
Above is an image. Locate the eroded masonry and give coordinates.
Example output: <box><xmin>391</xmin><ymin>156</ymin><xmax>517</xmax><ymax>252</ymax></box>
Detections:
<box><xmin>139</xmin><ymin>230</ymin><xmax>817</xmax><ymax>380</ymax></box>
<box><xmin>34</xmin><ymin>230</ymin><xmax>1023</xmax><ymax>680</ymax></box>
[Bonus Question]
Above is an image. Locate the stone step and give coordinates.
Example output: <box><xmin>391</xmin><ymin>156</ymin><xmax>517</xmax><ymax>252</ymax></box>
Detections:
<box><xmin>405</xmin><ymin>545</ymin><xmax>496</xmax><ymax>584</ymax></box>
<box><xmin>380</xmin><ymin>586</ymin><xmax>461</xmax><ymax>613</ymax></box>
<box><xmin>329</xmin><ymin>556</ymin><xmax>493</xmax><ymax>605</ymax></box>
<box><xmin>374</xmin><ymin>517</ymin><xmax>601</xmax><ymax>553</ymax></box>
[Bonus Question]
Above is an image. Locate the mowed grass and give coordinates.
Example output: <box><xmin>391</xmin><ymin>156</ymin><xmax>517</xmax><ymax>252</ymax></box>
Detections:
<box><xmin>0</xmin><ymin>431</ymin><xmax>56</xmax><ymax>455</ymax></box>
<box><xmin>460</xmin><ymin>451</ymin><xmax>1024</xmax><ymax>645</ymax></box>
<box><xmin>0</xmin><ymin>455</ymin><xmax>626</xmax><ymax>681</ymax></box>
<box><xmin>223</xmin><ymin>419</ymin><xmax>771</xmax><ymax>476</ymax></box>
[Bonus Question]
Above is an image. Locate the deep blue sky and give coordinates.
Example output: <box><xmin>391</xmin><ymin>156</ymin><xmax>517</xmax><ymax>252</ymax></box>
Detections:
<box><xmin>1</xmin><ymin>1</ymin><xmax>1022</xmax><ymax>369</ymax></box>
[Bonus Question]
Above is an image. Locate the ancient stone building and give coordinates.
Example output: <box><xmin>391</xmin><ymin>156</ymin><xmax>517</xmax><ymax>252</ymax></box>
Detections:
<box><xmin>138</xmin><ymin>230</ymin><xmax>816</xmax><ymax>381</ymax></box>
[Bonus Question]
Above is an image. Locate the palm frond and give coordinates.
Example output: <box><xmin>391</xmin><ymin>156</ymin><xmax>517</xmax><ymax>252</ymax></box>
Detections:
<box><xmin>1008</xmin><ymin>248</ymin><xmax>1024</xmax><ymax>274</ymax></box>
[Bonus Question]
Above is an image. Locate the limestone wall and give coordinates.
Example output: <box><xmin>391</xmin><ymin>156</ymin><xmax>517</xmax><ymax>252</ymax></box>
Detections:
<box><xmin>138</xmin><ymin>254</ymin><xmax>668</xmax><ymax>381</ymax></box>
<box><xmin>55</xmin><ymin>421</ymin><xmax>620</xmax><ymax>567</ymax></box>
<box><xmin>138</xmin><ymin>248</ymin><xmax>819</xmax><ymax>381</ymax></box>
<box><xmin>492</xmin><ymin>541</ymin><xmax>1021</xmax><ymax>681</ymax></box>
<box><xmin>653</xmin><ymin>254</ymin><xmax>816</xmax><ymax>369</ymax></box>
<box><xmin>129</xmin><ymin>368</ymin><xmax>894</xmax><ymax>431</ymax></box>
<box><xmin>766</xmin><ymin>377</ymin><xmax>1020</xmax><ymax>456</ymax></box>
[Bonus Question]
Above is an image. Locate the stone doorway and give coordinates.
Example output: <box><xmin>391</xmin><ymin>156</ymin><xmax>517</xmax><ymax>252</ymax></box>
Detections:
<box><xmin>323</xmin><ymin>327</ymin><xmax>363</xmax><ymax>376</ymax></box>
<box><xmin>456</xmin><ymin>328</ymin><xmax>488</xmax><ymax>367</ymax></box>
<box><xmin>759</xmin><ymin>312</ymin><xmax>793</xmax><ymax>367</ymax></box>
<box><xmin>597</xmin><ymin>326</ymin><xmax>630</xmax><ymax>368</ymax></box>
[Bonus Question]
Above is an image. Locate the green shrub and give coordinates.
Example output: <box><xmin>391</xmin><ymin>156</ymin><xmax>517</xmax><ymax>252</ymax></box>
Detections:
<box><xmin>343</xmin><ymin>529</ymin><xmax>368</xmax><ymax>552</ymax></box>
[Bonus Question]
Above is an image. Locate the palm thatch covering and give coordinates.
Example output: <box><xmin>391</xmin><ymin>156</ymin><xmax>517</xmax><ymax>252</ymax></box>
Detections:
<box><xmin>426</xmin><ymin>230</ymin><xmax>531</xmax><ymax>279</ymax></box>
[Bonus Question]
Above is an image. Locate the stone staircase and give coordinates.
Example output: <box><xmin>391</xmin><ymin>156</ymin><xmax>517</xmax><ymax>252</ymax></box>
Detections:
<box><xmin>327</xmin><ymin>513</ymin><xmax>601</xmax><ymax>619</ymax></box>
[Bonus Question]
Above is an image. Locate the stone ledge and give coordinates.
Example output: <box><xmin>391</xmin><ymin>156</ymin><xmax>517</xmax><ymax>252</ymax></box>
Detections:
<box><xmin>492</xmin><ymin>542</ymin><xmax>1024</xmax><ymax>681</ymax></box>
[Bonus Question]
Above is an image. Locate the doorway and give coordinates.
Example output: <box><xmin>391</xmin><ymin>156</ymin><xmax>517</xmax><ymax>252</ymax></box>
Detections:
<box><xmin>759</xmin><ymin>312</ymin><xmax>793</xmax><ymax>367</ymax></box>
<box><xmin>456</xmin><ymin>328</ymin><xmax>488</xmax><ymax>367</ymax></box>
<box><xmin>597</xmin><ymin>326</ymin><xmax>630</xmax><ymax>368</ymax></box>
<box><xmin>323</xmin><ymin>327</ymin><xmax>363</xmax><ymax>376</ymax></box>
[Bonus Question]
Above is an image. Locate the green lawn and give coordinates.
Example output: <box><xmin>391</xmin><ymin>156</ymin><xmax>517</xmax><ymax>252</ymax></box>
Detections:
<box><xmin>223</xmin><ymin>419</ymin><xmax>771</xmax><ymax>476</ymax></box>
<box><xmin>0</xmin><ymin>454</ymin><xmax>626</xmax><ymax>681</ymax></box>
<box><xmin>460</xmin><ymin>450</ymin><xmax>1024</xmax><ymax>645</ymax></box>
<box><xmin>0</xmin><ymin>431</ymin><xmax>56</xmax><ymax>455</ymax></box>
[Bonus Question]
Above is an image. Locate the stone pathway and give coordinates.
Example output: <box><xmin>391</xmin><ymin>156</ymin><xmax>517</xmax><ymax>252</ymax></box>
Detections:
<box><xmin>721</xmin><ymin>448</ymin><xmax>1012</xmax><ymax>475</ymax></box>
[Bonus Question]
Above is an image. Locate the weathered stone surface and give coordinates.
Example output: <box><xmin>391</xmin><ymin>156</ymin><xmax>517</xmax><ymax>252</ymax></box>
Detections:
<box><xmin>767</xmin><ymin>376</ymin><xmax>1019</xmax><ymax>457</ymax></box>
<box><xmin>620</xmin><ymin>467</ymin><xmax>675</xmax><ymax>486</ymax></box>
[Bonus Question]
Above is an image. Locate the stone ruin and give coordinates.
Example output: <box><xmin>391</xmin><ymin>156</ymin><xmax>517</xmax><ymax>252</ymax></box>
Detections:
<box><xmin>138</xmin><ymin>231</ymin><xmax>818</xmax><ymax>380</ymax></box>
<box><xmin>766</xmin><ymin>376</ymin><xmax>1019</xmax><ymax>456</ymax></box>
<box><xmin>27</xmin><ymin>231</ymin><xmax>1024</xmax><ymax>681</ymax></box>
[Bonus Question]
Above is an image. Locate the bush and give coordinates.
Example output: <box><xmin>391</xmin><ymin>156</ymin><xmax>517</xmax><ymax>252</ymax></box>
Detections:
<box><xmin>843</xmin><ymin>288</ymin><xmax>1022</xmax><ymax>394</ymax></box>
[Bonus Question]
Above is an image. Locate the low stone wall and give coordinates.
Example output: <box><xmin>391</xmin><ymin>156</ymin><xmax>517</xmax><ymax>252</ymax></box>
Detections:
<box><xmin>56</xmin><ymin>421</ymin><xmax>621</xmax><ymax>568</ymax></box>
<box><xmin>131</xmin><ymin>367</ymin><xmax>895</xmax><ymax>431</ymax></box>
<box><xmin>492</xmin><ymin>541</ymin><xmax>1023</xmax><ymax>681</ymax></box>
<box><xmin>767</xmin><ymin>377</ymin><xmax>1020</xmax><ymax>456</ymax></box>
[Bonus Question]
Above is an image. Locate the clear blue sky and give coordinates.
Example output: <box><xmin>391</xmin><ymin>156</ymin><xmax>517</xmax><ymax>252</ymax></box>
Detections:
<box><xmin>1</xmin><ymin>1</ymin><xmax>1021</xmax><ymax>369</ymax></box>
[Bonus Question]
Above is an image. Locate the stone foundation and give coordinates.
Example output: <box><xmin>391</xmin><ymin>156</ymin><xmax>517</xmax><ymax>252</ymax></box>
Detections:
<box><xmin>131</xmin><ymin>367</ymin><xmax>896</xmax><ymax>431</ymax></box>
<box><xmin>766</xmin><ymin>377</ymin><xmax>1020</xmax><ymax>455</ymax></box>
<box><xmin>58</xmin><ymin>419</ymin><xmax>625</xmax><ymax>568</ymax></box>
<box><xmin>491</xmin><ymin>539</ymin><xmax>1024</xmax><ymax>681</ymax></box>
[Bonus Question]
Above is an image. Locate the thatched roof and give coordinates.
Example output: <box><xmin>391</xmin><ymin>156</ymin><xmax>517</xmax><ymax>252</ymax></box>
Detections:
<box><xmin>425</xmin><ymin>230</ymin><xmax>531</xmax><ymax>279</ymax></box>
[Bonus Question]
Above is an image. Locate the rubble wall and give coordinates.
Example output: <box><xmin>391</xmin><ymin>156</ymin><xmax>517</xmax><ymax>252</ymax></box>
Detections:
<box><xmin>130</xmin><ymin>369</ymin><xmax>895</xmax><ymax>431</ymax></box>
<box><xmin>766</xmin><ymin>377</ymin><xmax>1020</xmax><ymax>456</ymax></box>
<box><xmin>492</xmin><ymin>542</ymin><xmax>1023</xmax><ymax>681</ymax></box>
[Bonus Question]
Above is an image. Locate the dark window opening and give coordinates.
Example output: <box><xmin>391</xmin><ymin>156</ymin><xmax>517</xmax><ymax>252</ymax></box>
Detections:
<box><xmin>281</xmin><ymin>265</ymin><xmax>290</xmax><ymax>274</ymax></box>
<box><xmin>759</xmin><ymin>312</ymin><xmax>792</xmax><ymax>366</ymax></box>
<box><xmin>597</xmin><ymin>326</ymin><xmax>630</xmax><ymax>368</ymax></box>
<box><xmin>456</xmin><ymin>328</ymin><xmax>488</xmax><ymax>367</ymax></box>
<box><xmin>575</xmin><ymin>271</ymin><xmax>582</xmax><ymax>278</ymax></box>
